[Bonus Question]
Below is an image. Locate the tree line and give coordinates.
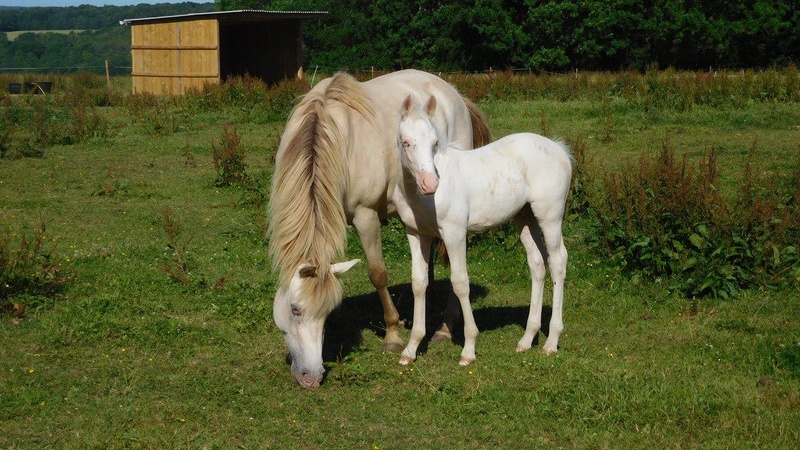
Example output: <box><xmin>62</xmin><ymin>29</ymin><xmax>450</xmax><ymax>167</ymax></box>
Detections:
<box><xmin>219</xmin><ymin>0</ymin><xmax>799</xmax><ymax>71</ymax></box>
<box><xmin>1</xmin><ymin>1</ymin><xmax>798</xmax><ymax>74</ymax></box>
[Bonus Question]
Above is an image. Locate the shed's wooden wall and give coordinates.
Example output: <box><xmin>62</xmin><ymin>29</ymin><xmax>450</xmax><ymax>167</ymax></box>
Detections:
<box><xmin>131</xmin><ymin>19</ymin><xmax>220</xmax><ymax>95</ymax></box>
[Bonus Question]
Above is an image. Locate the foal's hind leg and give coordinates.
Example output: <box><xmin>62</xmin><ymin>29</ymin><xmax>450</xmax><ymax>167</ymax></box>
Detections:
<box><xmin>539</xmin><ymin>216</ymin><xmax>567</xmax><ymax>355</ymax></box>
<box><xmin>353</xmin><ymin>208</ymin><xmax>404</xmax><ymax>352</ymax></box>
<box><xmin>514</xmin><ymin>211</ymin><xmax>547</xmax><ymax>352</ymax></box>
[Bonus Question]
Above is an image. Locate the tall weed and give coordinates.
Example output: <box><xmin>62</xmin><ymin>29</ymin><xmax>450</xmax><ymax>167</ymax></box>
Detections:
<box><xmin>158</xmin><ymin>208</ymin><xmax>196</xmax><ymax>286</ymax></box>
<box><xmin>587</xmin><ymin>140</ymin><xmax>799</xmax><ymax>298</ymax></box>
<box><xmin>211</xmin><ymin>124</ymin><xmax>250</xmax><ymax>187</ymax></box>
<box><xmin>0</xmin><ymin>221</ymin><xmax>72</xmax><ymax>314</ymax></box>
<box><xmin>444</xmin><ymin>67</ymin><xmax>800</xmax><ymax>110</ymax></box>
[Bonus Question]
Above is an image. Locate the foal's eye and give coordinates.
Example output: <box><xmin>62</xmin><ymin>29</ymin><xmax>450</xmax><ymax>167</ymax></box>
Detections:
<box><xmin>402</xmin><ymin>140</ymin><xmax>410</xmax><ymax>148</ymax></box>
<box><xmin>290</xmin><ymin>304</ymin><xmax>302</xmax><ymax>317</ymax></box>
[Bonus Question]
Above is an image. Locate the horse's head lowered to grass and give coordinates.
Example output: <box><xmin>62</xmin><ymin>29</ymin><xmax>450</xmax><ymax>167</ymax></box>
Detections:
<box><xmin>272</xmin><ymin>260</ymin><xmax>359</xmax><ymax>389</ymax></box>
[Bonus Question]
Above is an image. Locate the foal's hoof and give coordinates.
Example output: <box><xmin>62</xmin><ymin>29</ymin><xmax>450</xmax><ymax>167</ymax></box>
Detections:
<box><xmin>458</xmin><ymin>356</ymin><xmax>475</xmax><ymax>366</ymax></box>
<box><xmin>399</xmin><ymin>355</ymin><xmax>415</xmax><ymax>365</ymax></box>
<box><xmin>382</xmin><ymin>342</ymin><xmax>404</xmax><ymax>353</ymax></box>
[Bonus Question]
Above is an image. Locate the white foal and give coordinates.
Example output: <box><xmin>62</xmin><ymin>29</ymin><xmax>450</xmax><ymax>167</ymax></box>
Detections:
<box><xmin>393</xmin><ymin>95</ymin><xmax>572</xmax><ymax>365</ymax></box>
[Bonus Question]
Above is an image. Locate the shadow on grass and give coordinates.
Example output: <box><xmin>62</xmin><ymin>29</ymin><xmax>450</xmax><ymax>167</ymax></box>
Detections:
<box><xmin>322</xmin><ymin>280</ymin><xmax>552</xmax><ymax>363</ymax></box>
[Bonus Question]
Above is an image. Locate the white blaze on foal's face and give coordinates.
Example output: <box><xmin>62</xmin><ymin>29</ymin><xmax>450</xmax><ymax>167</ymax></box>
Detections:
<box><xmin>399</xmin><ymin>95</ymin><xmax>440</xmax><ymax>195</ymax></box>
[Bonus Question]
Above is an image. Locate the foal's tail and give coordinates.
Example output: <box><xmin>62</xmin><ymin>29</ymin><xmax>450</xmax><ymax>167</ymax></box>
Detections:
<box><xmin>463</xmin><ymin>96</ymin><xmax>492</xmax><ymax>147</ymax></box>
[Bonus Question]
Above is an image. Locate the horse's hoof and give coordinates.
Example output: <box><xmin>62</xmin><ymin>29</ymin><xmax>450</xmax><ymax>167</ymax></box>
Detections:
<box><xmin>431</xmin><ymin>331</ymin><xmax>452</xmax><ymax>344</ymax></box>
<box><xmin>399</xmin><ymin>355</ymin><xmax>414</xmax><ymax>365</ymax></box>
<box><xmin>515</xmin><ymin>344</ymin><xmax>530</xmax><ymax>352</ymax></box>
<box><xmin>382</xmin><ymin>342</ymin><xmax>404</xmax><ymax>353</ymax></box>
<box><xmin>542</xmin><ymin>346</ymin><xmax>558</xmax><ymax>355</ymax></box>
<box><xmin>458</xmin><ymin>356</ymin><xmax>475</xmax><ymax>366</ymax></box>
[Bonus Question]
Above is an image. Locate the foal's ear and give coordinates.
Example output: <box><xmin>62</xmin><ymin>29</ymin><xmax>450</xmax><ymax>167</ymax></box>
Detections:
<box><xmin>425</xmin><ymin>95</ymin><xmax>437</xmax><ymax>116</ymax></box>
<box><xmin>331</xmin><ymin>259</ymin><xmax>360</xmax><ymax>276</ymax></box>
<box><xmin>401</xmin><ymin>95</ymin><xmax>412</xmax><ymax>116</ymax></box>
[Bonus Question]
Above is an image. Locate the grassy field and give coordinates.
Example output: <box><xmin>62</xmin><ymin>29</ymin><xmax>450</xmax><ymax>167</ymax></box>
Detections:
<box><xmin>5</xmin><ymin>30</ymin><xmax>87</xmax><ymax>41</ymax></box>
<box><xmin>1</xmin><ymin>72</ymin><xmax>799</xmax><ymax>448</ymax></box>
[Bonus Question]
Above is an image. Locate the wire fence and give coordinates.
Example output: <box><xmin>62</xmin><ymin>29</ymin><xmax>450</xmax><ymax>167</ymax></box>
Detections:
<box><xmin>0</xmin><ymin>63</ymin><xmax>572</xmax><ymax>77</ymax></box>
<box><xmin>0</xmin><ymin>65</ymin><xmax>132</xmax><ymax>75</ymax></box>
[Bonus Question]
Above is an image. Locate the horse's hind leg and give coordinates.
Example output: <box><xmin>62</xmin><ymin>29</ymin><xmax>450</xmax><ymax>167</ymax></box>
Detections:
<box><xmin>514</xmin><ymin>210</ymin><xmax>547</xmax><ymax>352</ymax></box>
<box><xmin>353</xmin><ymin>208</ymin><xmax>404</xmax><ymax>352</ymax></box>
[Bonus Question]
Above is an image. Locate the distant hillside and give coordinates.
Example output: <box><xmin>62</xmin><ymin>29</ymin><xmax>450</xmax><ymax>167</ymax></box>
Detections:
<box><xmin>0</xmin><ymin>2</ymin><xmax>215</xmax><ymax>32</ymax></box>
<box><xmin>0</xmin><ymin>2</ymin><xmax>215</xmax><ymax>73</ymax></box>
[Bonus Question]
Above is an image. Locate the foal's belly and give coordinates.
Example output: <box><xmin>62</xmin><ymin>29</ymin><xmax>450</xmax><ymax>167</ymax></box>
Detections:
<box><xmin>462</xmin><ymin>169</ymin><xmax>527</xmax><ymax>231</ymax></box>
<box><xmin>464</xmin><ymin>194</ymin><xmax>526</xmax><ymax>231</ymax></box>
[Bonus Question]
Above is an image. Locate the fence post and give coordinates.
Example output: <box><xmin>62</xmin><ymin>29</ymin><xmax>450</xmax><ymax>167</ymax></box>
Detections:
<box><xmin>105</xmin><ymin>60</ymin><xmax>111</xmax><ymax>90</ymax></box>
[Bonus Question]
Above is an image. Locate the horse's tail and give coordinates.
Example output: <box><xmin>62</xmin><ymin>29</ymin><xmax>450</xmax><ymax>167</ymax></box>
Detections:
<box><xmin>463</xmin><ymin>96</ymin><xmax>492</xmax><ymax>147</ymax></box>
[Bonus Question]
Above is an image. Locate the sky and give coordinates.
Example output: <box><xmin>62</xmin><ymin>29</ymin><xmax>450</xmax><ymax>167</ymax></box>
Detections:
<box><xmin>0</xmin><ymin>1</ymin><xmax>211</xmax><ymax>6</ymax></box>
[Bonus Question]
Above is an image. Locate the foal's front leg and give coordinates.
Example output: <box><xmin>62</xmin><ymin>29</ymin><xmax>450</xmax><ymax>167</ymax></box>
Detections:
<box><xmin>399</xmin><ymin>232</ymin><xmax>433</xmax><ymax>365</ymax></box>
<box><xmin>441</xmin><ymin>231</ymin><xmax>479</xmax><ymax>365</ymax></box>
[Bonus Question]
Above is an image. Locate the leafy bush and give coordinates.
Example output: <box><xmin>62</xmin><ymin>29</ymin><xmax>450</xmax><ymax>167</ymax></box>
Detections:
<box><xmin>587</xmin><ymin>140</ymin><xmax>799</xmax><ymax>298</ymax></box>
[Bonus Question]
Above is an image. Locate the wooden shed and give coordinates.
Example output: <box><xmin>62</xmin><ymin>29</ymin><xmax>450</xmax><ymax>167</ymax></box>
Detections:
<box><xmin>121</xmin><ymin>10</ymin><xmax>327</xmax><ymax>95</ymax></box>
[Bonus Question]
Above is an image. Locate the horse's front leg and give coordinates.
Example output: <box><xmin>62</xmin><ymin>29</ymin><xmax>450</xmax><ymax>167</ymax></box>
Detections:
<box><xmin>400</xmin><ymin>232</ymin><xmax>433</xmax><ymax>365</ymax></box>
<box><xmin>441</xmin><ymin>230</ymin><xmax>478</xmax><ymax>365</ymax></box>
<box><xmin>352</xmin><ymin>207</ymin><xmax>404</xmax><ymax>352</ymax></box>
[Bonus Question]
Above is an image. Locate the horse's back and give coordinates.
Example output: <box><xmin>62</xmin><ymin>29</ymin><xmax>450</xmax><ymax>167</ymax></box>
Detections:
<box><xmin>364</xmin><ymin>70</ymin><xmax>475</xmax><ymax>150</ymax></box>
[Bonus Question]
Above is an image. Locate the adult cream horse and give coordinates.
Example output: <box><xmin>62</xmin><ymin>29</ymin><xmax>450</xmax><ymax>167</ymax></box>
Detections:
<box><xmin>394</xmin><ymin>95</ymin><xmax>571</xmax><ymax>366</ymax></box>
<box><xmin>268</xmin><ymin>70</ymin><xmax>491</xmax><ymax>388</ymax></box>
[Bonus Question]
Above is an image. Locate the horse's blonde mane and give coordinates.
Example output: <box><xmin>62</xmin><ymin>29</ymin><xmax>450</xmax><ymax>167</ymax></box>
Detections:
<box><xmin>268</xmin><ymin>72</ymin><xmax>374</xmax><ymax>318</ymax></box>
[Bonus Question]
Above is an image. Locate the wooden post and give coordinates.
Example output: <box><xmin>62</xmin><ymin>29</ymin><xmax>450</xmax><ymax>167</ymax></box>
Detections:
<box><xmin>105</xmin><ymin>60</ymin><xmax>111</xmax><ymax>90</ymax></box>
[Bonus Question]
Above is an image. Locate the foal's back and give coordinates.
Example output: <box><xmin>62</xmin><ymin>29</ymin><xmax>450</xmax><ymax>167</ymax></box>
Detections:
<box><xmin>440</xmin><ymin>133</ymin><xmax>572</xmax><ymax>231</ymax></box>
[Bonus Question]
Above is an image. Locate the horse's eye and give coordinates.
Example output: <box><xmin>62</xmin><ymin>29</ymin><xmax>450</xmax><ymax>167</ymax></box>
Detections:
<box><xmin>290</xmin><ymin>304</ymin><xmax>302</xmax><ymax>317</ymax></box>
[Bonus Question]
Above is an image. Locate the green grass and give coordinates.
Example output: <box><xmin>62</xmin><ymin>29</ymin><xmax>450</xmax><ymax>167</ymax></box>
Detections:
<box><xmin>5</xmin><ymin>30</ymin><xmax>88</xmax><ymax>41</ymax></box>
<box><xmin>1</xmin><ymin>74</ymin><xmax>799</xmax><ymax>449</ymax></box>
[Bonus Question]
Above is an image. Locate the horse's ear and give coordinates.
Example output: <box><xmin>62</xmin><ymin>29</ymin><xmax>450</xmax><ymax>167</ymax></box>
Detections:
<box><xmin>331</xmin><ymin>259</ymin><xmax>360</xmax><ymax>276</ymax></box>
<box><xmin>401</xmin><ymin>95</ymin><xmax>412</xmax><ymax>116</ymax></box>
<box><xmin>298</xmin><ymin>265</ymin><xmax>317</xmax><ymax>278</ymax></box>
<box><xmin>425</xmin><ymin>95</ymin><xmax>437</xmax><ymax>116</ymax></box>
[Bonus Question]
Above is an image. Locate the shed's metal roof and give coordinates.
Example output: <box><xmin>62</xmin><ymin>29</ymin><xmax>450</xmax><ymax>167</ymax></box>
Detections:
<box><xmin>120</xmin><ymin>10</ymin><xmax>328</xmax><ymax>26</ymax></box>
